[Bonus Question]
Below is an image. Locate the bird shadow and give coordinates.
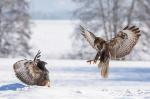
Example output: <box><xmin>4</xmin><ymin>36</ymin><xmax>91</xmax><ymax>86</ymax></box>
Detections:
<box><xmin>0</xmin><ymin>83</ymin><xmax>26</xmax><ymax>91</ymax></box>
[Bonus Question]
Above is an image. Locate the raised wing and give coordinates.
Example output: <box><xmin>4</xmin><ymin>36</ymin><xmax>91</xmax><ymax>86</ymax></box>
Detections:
<box><xmin>13</xmin><ymin>51</ymin><xmax>50</xmax><ymax>86</ymax></box>
<box><xmin>108</xmin><ymin>26</ymin><xmax>141</xmax><ymax>58</ymax></box>
<box><xmin>13</xmin><ymin>59</ymin><xmax>50</xmax><ymax>86</ymax></box>
<box><xmin>80</xmin><ymin>25</ymin><xmax>97</xmax><ymax>50</ymax></box>
<box><xmin>13</xmin><ymin>60</ymin><xmax>35</xmax><ymax>85</ymax></box>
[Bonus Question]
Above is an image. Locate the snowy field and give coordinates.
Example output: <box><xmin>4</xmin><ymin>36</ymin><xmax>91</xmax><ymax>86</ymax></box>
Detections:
<box><xmin>1</xmin><ymin>20</ymin><xmax>149</xmax><ymax>98</ymax></box>
<box><xmin>0</xmin><ymin>59</ymin><xmax>150</xmax><ymax>99</ymax></box>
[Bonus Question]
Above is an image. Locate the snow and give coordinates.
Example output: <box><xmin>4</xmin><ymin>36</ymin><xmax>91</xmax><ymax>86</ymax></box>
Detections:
<box><xmin>0</xmin><ymin>59</ymin><xmax>150</xmax><ymax>99</ymax></box>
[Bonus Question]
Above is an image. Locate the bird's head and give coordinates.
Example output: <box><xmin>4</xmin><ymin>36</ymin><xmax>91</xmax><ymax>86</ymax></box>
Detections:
<box><xmin>94</xmin><ymin>37</ymin><xmax>102</xmax><ymax>46</ymax></box>
<box><xmin>37</xmin><ymin>59</ymin><xmax>48</xmax><ymax>71</ymax></box>
<box><xmin>94</xmin><ymin>37</ymin><xmax>106</xmax><ymax>50</ymax></box>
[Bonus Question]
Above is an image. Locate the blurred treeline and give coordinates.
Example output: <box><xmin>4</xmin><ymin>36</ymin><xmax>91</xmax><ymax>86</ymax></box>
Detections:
<box><xmin>68</xmin><ymin>0</ymin><xmax>150</xmax><ymax>60</ymax></box>
<box><xmin>0</xmin><ymin>0</ymin><xmax>31</xmax><ymax>58</ymax></box>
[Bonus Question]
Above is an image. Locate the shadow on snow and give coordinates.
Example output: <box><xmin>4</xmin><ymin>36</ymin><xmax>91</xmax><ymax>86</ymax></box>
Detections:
<box><xmin>0</xmin><ymin>83</ymin><xmax>26</xmax><ymax>91</ymax></box>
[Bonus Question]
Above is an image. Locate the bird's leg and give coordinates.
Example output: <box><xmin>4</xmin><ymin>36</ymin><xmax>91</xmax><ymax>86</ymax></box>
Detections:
<box><xmin>87</xmin><ymin>51</ymin><xmax>101</xmax><ymax>64</ymax></box>
<box><xmin>93</xmin><ymin>51</ymin><xmax>101</xmax><ymax>63</ymax></box>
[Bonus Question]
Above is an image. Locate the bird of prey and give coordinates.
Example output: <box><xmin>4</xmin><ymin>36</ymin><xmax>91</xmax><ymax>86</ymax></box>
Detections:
<box><xmin>13</xmin><ymin>51</ymin><xmax>50</xmax><ymax>87</ymax></box>
<box><xmin>80</xmin><ymin>25</ymin><xmax>141</xmax><ymax>78</ymax></box>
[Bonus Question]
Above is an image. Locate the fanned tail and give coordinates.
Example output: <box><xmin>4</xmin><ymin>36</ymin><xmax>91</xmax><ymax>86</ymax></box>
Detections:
<box><xmin>98</xmin><ymin>47</ymin><xmax>110</xmax><ymax>78</ymax></box>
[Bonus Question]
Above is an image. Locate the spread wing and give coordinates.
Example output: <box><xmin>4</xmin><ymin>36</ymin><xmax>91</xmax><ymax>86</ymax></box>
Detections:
<box><xmin>108</xmin><ymin>26</ymin><xmax>141</xmax><ymax>58</ymax></box>
<box><xmin>13</xmin><ymin>60</ymin><xmax>48</xmax><ymax>85</ymax></box>
<box><xmin>13</xmin><ymin>60</ymin><xmax>36</xmax><ymax>85</ymax></box>
<box><xmin>80</xmin><ymin>25</ymin><xmax>97</xmax><ymax>50</ymax></box>
<box><xmin>13</xmin><ymin>51</ymin><xmax>50</xmax><ymax>86</ymax></box>
<box><xmin>80</xmin><ymin>25</ymin><xmax>106</xmax><ymax>51</ymax></box>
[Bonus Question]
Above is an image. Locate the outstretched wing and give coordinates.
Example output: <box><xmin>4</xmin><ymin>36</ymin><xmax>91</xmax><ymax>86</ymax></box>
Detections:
<box><xmin>13</xmin><ymin>60</ymin><xmax>48</xmax><ymax>85</ymax></box>
<box><xmin>13</xmin><ymin>60</ymin><xmax>36</xmax><ymax>85</ymax></box>
<box><xmin>80</xmin><ymin>25</ymin><xmax>106</xmax><ymax>51</ymax></box>
<box><xmin>80</xmin><ymin>25</ymin><xmax>97</xmax><ymax>50</ymax></box>
<box><xmin>13</xmin><ymin>51</ymin><xmax>50</xmax><ymax>86</ymax></box>
<box><xmin>108</xmin><ymin>26</ymin><xmax>141</xmax><ymax>58</ymax></box>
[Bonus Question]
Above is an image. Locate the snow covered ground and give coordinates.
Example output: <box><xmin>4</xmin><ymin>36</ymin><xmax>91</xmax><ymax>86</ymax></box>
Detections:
<box><xmin>0</xmin><ymin>59</ymin><xmax>150</xmax><ymax>99</ymax></box>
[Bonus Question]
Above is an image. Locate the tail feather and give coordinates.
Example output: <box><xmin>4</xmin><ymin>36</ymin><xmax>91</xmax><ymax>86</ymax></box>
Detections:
<box><xmin>98</xmin><ymin>48</ymin><xmax>110</xmax><ymax>78</ymax></box>
<box><xmin>99</xmin><ymin>59</ymin><xmax>109</xmax><ymax>78</ymax></box>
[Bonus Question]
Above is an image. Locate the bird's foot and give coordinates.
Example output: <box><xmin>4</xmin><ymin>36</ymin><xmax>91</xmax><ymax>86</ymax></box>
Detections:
<box><xmin>87</xmin><ymin>60</ymin><xmax>97</xmax><ymax>64</ymax></box>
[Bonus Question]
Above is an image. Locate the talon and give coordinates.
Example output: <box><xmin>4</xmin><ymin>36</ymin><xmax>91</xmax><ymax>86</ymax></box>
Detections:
<box><xmin>87</xmin><ymin>60</ymin><xmax>97</xmax><ymax>64</ymax></box>
<box><xmin>93</xmin><ymin>60</ymin><xmax>97</xmax><ymax>64</ymax></box>
<box><xmin>87</xmin><ymin>60</ymin><xmax>92</xmax><ymax>64</ymax></box>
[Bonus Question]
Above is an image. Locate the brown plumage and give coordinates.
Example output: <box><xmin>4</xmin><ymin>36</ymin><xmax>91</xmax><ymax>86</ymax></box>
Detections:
<box><xmin>13</xmin><ymin>51</ymin><xmax>50</xmax><ymax>87</ymax></box>
<box><xmin>80</xmin><ymin>25</ymin><xmax>141</xmax><ymax>78</ymax></box>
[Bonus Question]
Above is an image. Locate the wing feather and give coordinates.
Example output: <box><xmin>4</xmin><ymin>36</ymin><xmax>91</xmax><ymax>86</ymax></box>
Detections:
<box><xmin>13</xmin><ymin>60</ymin><xmax>45</xmax><ymax>85</ymax></box>
<box><xmin>108</xmin><ymin>26</ymin><xmax>141</xmax><ymax>58</ymax></box>
<box><xmin>80</xmin><ymin>25</ymin><xmax>97</xmax><ymax>50</ymax></box>
<box><xmin>13</xmin><ymin>60</ymin><xmax>35</xmax><ymax>85</ymax></box>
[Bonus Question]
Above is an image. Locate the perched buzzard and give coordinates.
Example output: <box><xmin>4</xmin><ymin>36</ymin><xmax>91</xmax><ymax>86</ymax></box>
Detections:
<box><xmin>80</xmin><ymin>25</ymin><xmax>141</xmax><ymax>78</ymax></box>
<box><xmin>13</xmin><ymin>51</ymin><xmax>50</xmax><ymax>87</ymax></box>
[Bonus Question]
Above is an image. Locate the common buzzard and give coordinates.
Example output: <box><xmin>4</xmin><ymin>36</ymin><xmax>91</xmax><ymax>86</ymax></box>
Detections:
<box><xmin>13</xmin><ymin>51</ymin><xmax>50</xmax><ymax>87</ymax></box>
<box><xmin>80</xmin><ymin>25</ymin><xmax>141</xmax><ymax>78</ymax></box>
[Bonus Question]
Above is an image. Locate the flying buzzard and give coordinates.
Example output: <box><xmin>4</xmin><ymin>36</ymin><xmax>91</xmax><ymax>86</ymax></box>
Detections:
<box><xmin>13</xmin><ymin>51</ymin><xmax>50</xmax><ymax>87</ymax></box>
<box><xmin>80</xmin><ymin>25</ymin><xmax>141</xmax><ymax>78</ymax></box>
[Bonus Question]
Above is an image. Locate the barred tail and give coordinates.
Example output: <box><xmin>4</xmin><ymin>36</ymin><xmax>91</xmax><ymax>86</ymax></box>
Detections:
<box><xmin>98</xmin><ymin>47</ymin><xmax>110</xmax><ymax>78</ymax></box>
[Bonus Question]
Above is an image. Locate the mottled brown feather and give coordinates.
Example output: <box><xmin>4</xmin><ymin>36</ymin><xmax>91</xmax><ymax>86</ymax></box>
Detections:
<box><xmin>81</xmin><ymin>25</ymin><xmax>140</xmax><ymax>78</ymax></box>
<box><xmin>13</xmin><ymin>52</ymin><xmax>50</xmax><ymax>87</ymax></box>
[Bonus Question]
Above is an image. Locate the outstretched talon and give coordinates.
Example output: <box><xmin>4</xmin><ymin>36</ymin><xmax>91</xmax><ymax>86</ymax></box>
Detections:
<box><xmin>87</xmin><ymin>60</ymin><xmax>97</xmax><ymax>64</ymax></box>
